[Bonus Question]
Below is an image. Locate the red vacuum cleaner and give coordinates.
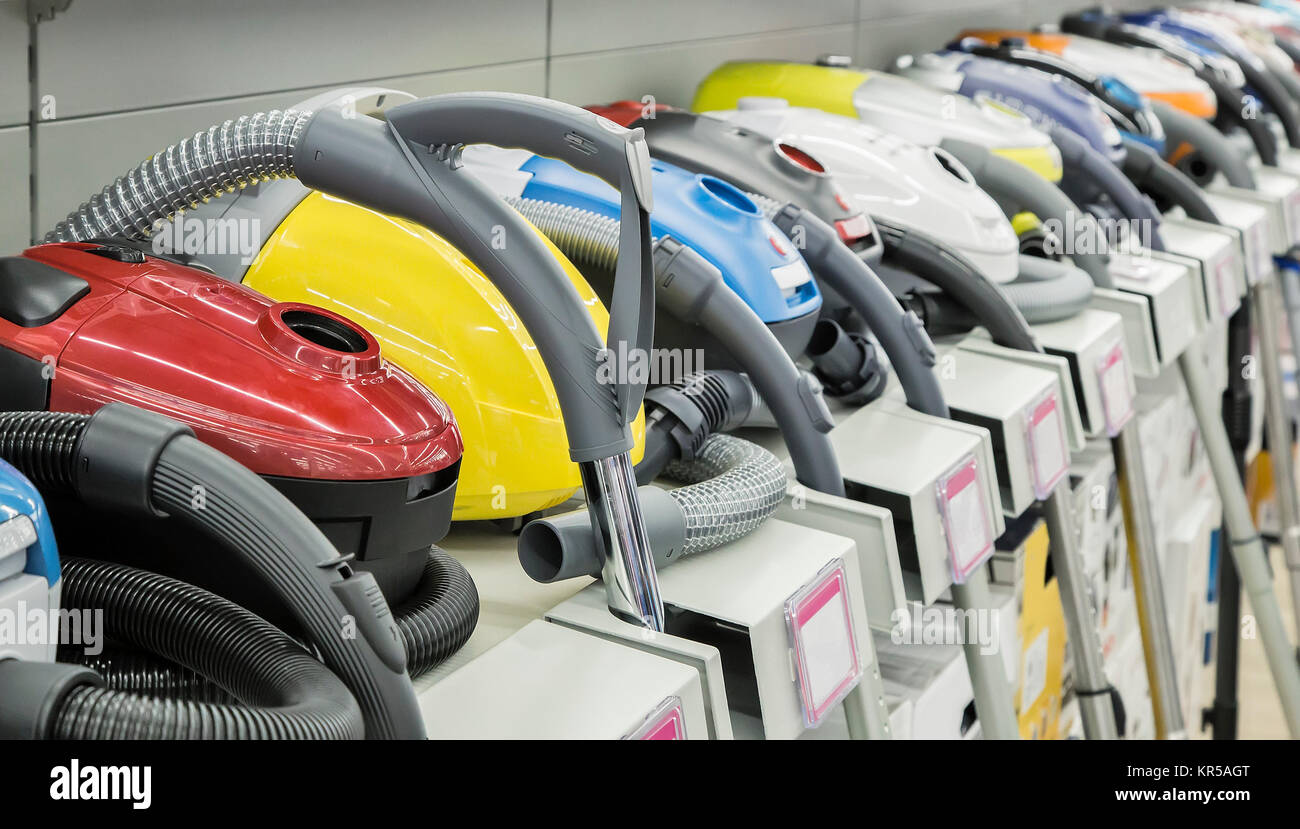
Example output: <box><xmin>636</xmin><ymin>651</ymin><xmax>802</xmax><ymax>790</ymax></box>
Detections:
<box><xmin>0</xmin><ymin>240</ymin><xmax>475</xmax><ymax>676</ymax></box>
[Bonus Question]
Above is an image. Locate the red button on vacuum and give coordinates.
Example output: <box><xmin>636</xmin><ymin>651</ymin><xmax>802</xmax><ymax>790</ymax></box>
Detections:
<box><xmin>835</xmin><ymin>214</ymin><xmax>873</xmax><ymax>242</ymax></box>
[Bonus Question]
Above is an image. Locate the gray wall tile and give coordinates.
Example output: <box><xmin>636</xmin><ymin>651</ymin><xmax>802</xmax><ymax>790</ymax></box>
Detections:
<box><xmin>15</xmin><ymin>0</ymin><xmax>1201</xmax><ymax>238</ymax></box>
<box><xmin>550</xmin><ymin>24</ymin><xmax>857</xmax><ymax>107</ymax></box>
<box><xmin>35</xmin><ymin>0</ymin><xmax>547</xmax><ymax>118</ymax></box>
<box><xmin>35</xmin><ymin>61</ymin><xmax>546</xmax><ymax>231</ymax></box>
<box><xmin>0</xmin><ymin>127</ymin><xmax>29</xmax><ymax>254</ymax></box>
<box><xmin>551</xmin><ymin>0</ymin><xmax>857</xmax><ymax>56</ymax></box>
<box><xmin>0</xmin><ymin>1</ymin><xmax>27</xmax><ymax>127</ymax></box>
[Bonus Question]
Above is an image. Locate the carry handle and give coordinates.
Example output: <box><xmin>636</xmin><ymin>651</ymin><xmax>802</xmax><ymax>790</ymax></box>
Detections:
<box><xmin>385</xmin><ymin>93</ymin><xmax>656</xmax><ymax>426</ymax></box>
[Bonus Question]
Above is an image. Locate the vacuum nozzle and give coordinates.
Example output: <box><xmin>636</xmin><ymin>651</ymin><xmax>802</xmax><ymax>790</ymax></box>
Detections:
<box><xmin>518</xmin><ymin>486</ymin><xmax>684</xmax><ymax>583</ymax></box>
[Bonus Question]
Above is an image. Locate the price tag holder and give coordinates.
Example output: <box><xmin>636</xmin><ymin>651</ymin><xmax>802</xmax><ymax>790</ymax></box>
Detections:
<box><xmin>1215</xmin><ymin>258</ymin><xmax>1237</xmax><ymax>318</ymax></box>
<box><xmin>1096</xmin><ymin>341</ymin><xmax>1135</xmax><ymax>438</ymax></box>
<box><xmin>623</xmin><ymin>696</ymin><xmax>687</xmax><ymax>740</ymax></box>
<box><xmin>1025</xmin><ymin>390</ymin><xmax>1069</xmax><ymax>500</ymax></box>
<box><xmin>935</xmin><ymin>455</ymin><xmax>994</xmax><ymax>583</ymax></box>
<box><xmin>784</xmin><ymin>560</ymin><xmax>862</xmax><ymax>728</ymax></box>
<box><xmin>1251</xmin><ymin>223</ymin><xmax>1272</xmax><ymax>285</ymax></box>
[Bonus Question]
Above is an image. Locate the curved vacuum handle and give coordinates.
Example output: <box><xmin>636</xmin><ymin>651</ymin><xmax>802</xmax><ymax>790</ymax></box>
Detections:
<box><xmin>385</xmin><ymin>93</ymin><xmax>657</xmax><ymax>425</ymax></box>
<box><xmin>295</xmin><ymin>96</ymin><xmax>654</xmax><ymax>461</ymax></box>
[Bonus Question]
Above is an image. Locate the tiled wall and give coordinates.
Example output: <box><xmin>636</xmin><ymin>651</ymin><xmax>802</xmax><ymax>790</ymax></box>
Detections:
<box><xmin>1</xmin><ymin>0</ymin><xmax>1178</xmax><ymax>254</ymax></box>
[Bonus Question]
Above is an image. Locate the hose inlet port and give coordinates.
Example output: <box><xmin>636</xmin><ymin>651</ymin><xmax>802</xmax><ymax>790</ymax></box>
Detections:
<box><xmin>259</xmin><ymin>302</ymin><xmax>382</xmax><ymax>375</ymax></box>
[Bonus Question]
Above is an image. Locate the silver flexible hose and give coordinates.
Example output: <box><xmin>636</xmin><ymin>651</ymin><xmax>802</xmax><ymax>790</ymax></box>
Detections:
<box><xmin>45</xmin><ymin>110</ymin><xmax>312</xmax><ymax>243</ymax></box>
<box><xmin>661</xmin><ymin>433</ymin><xmax>786</xmax><ymax>556</ymax></box>
<box><xmin>507</xmin><ymin>196</ymin><xmax>625</xmax><ymax>270</ymax></box>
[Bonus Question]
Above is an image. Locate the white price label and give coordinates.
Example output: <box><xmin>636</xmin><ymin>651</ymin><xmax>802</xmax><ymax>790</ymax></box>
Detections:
<box><xmin>1021</xmin><ymin>629</ymin><xmax>1049</xmax><ymax>710</ymax></box>
<box><xmin>1026</xmin><ymin>391</ymin><xmax>1069</xmax><ymax>499</ymax></box>
<box><xmin>937</xmin><ymin>456</ymin><xmax>994</xmax><ymax>582</ymax></box>
<box><xmin>1097</xmin><ymin>342</ymin><xmax>1134</xmax><ymax>437</ymax></box>
<box><xmin>785</xmin><ymin>562</ymin><xmax>862</xmax><ymax>728</ymax></box>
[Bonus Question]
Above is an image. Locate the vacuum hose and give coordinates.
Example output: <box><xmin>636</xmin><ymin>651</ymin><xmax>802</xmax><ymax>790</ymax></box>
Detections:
<box><xmin>1119</xmin><ymin>136</ymin><xmax>1221</xmax><ymax>223</ymax></box>
<box><xmin>636</xmin><ymin>370</ymin><xmax>756</xmax><ymax>483</ymax></box>
<box><xmin>1151</xmin><ymin>100</ymin><xmax>1257</xmax><ymax>189</ymax></box>
<box><xmin>47</xmin><ymin>111</ymin><xmax>309</xmax><ymax>242</ymax></box>
<box><xmin>0</xmin><ymin>405</ymin><xmax>424</xmax><ymax>740</ymax></box>
<box><xmin>941</xmin><ymin>138</ymin><xmax>1116</xmax><ymax>290</ymax></box>
<box><xmin>60</xmin><ymin>547</ymin><xmax>477</xmax><ymax>698</ymax></box>
<box><xmin>41</xmin><ymin>558</ymin><xmax>363</xmax><ymax>740</ymax></box>
<box><xmin>750</xmin><ymin>197</ymin><xmax>950</xmax><ymax>419</ymax></box>
<box><xmin>518</xmin><ymin>433</ymin><xmax>786</xmax><ymax>582</ymax></box>
<box><xmin>506</xmin><ymin>196</ymin><xmax>845</xmax><ymax>496</ymax></box>
<box><xmin>1048</xmin><ymin>125</ymin><xmax>1166</xmax><ymax>251</ymax></box>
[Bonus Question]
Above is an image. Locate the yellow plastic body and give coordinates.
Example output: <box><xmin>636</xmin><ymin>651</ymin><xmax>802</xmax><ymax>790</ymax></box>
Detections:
<box><xmin>243</xmin><ymin>191</ymin><xmax>644</xmax><ymax>520</ymax></box>
<box><xmin>693</xmin><ymin>60</ymin><xmax>1063</xmax><ymax>182</ymax></box>
<box><xmin>691</xmin><ymin>61</ymin><xmax>867</xmax><ymax>117</ymax></box>
<box><xmin>1014</xmin><ymin>521</ymin><xmax>1067</xmax><ymax>740</ymax></box>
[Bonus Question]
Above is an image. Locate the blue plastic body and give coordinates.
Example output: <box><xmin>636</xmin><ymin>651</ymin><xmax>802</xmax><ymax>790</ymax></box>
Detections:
<box><xmin>946</xmin><ymin>51</ymin><xmax>1126</xmax><ymax>163</ymax></box>
<box><xmin>1123</xmin><ymin>11</ymin><xmax>1274</xmax><ymax>111</ymax></box>
<box><xmin>518</xmin><ymin>155</ymin><xmax>821</xmax><ymax>324</ymax></box>
<box><xmin>1100</xmin><ymin>75</ymin><xmax>1166</xmax><ymax>155</ymax></box>
<box><xmin>0</xmin><ymin>459</ymin><xmax>58</xmax><ymax>587</ymax></box>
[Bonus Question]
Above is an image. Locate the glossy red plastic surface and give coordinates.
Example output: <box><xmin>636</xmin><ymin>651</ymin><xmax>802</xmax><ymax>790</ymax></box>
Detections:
<box><xmin>587</xmin><ymin>100</ymin><xmax>670</xmax><ymax>126</ymax></box>
<box><xmin>5</xmin><ymin>244</ymin><xmax>462</xmax><ymax>481</ymax></box>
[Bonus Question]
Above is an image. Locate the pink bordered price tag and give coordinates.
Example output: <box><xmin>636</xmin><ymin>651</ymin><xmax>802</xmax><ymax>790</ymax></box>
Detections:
<box><xmin>1096</xmin><ymin>341</ymin><xmax>1135</xmax><ymax>437</ymax></box>
<box><xmin>1251</xmin><ymin>223</ymin><xmax>1272</xmax><ymax>285</ymax></box>
<box><xmin>784</xmin><ymin>560</ymin><xmax>862</xmax><ymax>728</ymax></box>
<box><xmin>1025</xmin><ymin>389</ymin><xmax>1069</xmax><ymax>500</ymax></box>
<box><xmin>623</xmin><ymin>696</ymin><xmax>687</xmax><ymax>740</ymax></box>
<box><xmin>935</xmin><ymin>455</ymin><xmax>994</xmax><ymax>583</ymax></box>
<box><xmin>1214</xmin><ymin>258</ymin><xmax>1237</xmax><ymax>319</ymax></box>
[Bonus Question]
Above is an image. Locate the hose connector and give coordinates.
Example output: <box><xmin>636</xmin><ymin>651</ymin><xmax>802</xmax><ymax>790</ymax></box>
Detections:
<box><xmin>806</xmin><ymin>319</ymin><xmax>887</xmax><ymax>406</ymax></box>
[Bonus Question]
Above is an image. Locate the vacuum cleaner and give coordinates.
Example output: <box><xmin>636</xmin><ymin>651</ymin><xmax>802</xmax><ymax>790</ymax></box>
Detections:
<box><xmin>47</xmin><ymin>92</ymin><xmax>674</xmax><ymax>637</ymax></box>
<box><xmin>1055</xmin><ymin>9</ymin><xmax>1300</xmax><ymax>738</ymax></box>
<box><xmin>689</xmin><ymin>59</ymin><xmax>1207</xmax><ymax>738</ymax></box>
<box><xmin>692</xmin><ymin>59</ymin><xmax>1064</xmax><ymax>182</ymax></box>
<box><xmin>664</xmin><ymin>97</ymin><xmax>1123</xmax><ymax>738</ymax></box>
<box><xmin>99</xmin><ymin>88</ymin><xmax>647</xmax><ymax>526</ymax></box>
<box><xmin>0</xmin><ymin>402</ymin><xmax>410</xmax><ymax>739</ymax></box>
<box><xmin>890</xmin><ymin>49</ymin><xmax>1167</xmax><ymax>242</ymax></box>
<box><xmin>1119</xmin><ymin>8</ymin><xmax>1300</xmax><ymax>150</ymax></box>
<box><xmin>955</xmin><ymin>29</ymin><xmax>1220</xmax><ymax>121</ymax></box>
<box><xmin>0</xmin><ymin>459</ymin><xmax>59</xmax><ymax>668</ymax></box>
<box><xmin>1059</xmin><ymin>9</ymin><xmax>1282</xmax><ymax>170</ymax></box>
<box><xmin>455</xmin><ymin>119</ymin><xmax>1000</xmax><ymax>736</ymax></box>
<box><xmin>932</xmin><ymin>35</ymin><xmax>1300</xmax><ymax>738</ymax></box>
<box><xmin>589</xmin><ymin>92</ymin><xmax>1115</xmax><ymax>737</ymax></box>
<box><xmin>0</xmin><ymin>239</ymin><xmax>481</xmax><ymax>682</ymax></box>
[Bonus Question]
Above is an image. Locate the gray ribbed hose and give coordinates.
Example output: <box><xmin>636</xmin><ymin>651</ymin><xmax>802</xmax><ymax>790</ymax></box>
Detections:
<box><xmin>46</xmin><ymin>110</ymin><xmax>311</xmax><ymax>243</ymax></box>
<box><xmin>662</xmin><ymin>433</ymin><xmax>786</xmax><ymax>556</ymax></box>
